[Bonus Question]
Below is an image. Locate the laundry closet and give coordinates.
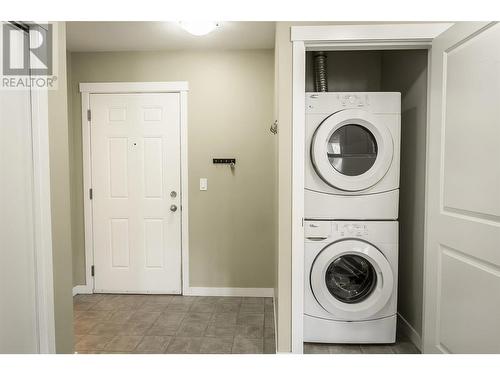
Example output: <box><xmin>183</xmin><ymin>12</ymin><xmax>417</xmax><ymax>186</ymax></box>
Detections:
<box><xmin>302</xmin><ymin>49</ymin><xmax>429</xmax><ymax>346</ymax></box>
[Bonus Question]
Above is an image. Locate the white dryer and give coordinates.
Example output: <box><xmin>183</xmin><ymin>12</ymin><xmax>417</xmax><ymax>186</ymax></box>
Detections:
<box><xmin>305</xmin><ymin>92</ymin><xmax>401</xmax><ymax>220</ymax></box>
<box><xmin>304</xmin><ymin>220</ymin><xmax>398</xmax><ymax>344</ymax></box>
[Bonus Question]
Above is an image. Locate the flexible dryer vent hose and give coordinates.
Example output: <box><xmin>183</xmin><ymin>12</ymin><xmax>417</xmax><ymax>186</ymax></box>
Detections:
<box><xmin>314</xmin><ymin>52</ymin><xmax>328</xmax><ymax>92</ymax></box>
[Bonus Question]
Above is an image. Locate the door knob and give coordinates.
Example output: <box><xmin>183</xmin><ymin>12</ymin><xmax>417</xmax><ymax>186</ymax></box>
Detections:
<box><xmin>170</xmin><ymin>204</ymin><xmax>178</xmax><ymax>212</ymax></box>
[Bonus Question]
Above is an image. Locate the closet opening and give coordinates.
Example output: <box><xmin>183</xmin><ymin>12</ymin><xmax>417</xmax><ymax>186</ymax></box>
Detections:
<box><xmin>303</xmin><ymin>49</ymin><xmax>429</xmax><ymax>353</ymax></box>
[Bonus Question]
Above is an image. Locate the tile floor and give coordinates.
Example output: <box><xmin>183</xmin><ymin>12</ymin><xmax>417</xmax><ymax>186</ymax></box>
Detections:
<box><xmin>304</xmin><ymin>331</ymin><xmax>420</xmax><ymax>354</ymax></box>
<box><xmin>73</xmin><ymin>294</ymin><xmax>276</xmax><ymax>354</ymax></box>
<box><xmin>74</xmin><ymin>294</ymin><xmax>418</xmax><ymax>355</ymax></box>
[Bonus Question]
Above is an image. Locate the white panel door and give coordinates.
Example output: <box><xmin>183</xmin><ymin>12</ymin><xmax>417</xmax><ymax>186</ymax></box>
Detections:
<box><xmin>423</xmin><ymin>22</ymin><xmax>500</xmax><ymax>354</ymax></box>
<box><xmin>90</xmin><ymin>93</ymin><xmax>181</xmax><ymax>294</ymax></box>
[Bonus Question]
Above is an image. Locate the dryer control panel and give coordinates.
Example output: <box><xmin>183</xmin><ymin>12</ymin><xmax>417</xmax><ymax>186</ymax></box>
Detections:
<box><xmin>306</xmin><ymin>93</ymin><xmax>369</xmax><ymax>111</ymax></box>
<box><xmin>305</xmin><ymin>92</ymin><xmax>400</xmax><ymax>115</ymax></box>
<box><xmin>340</xmin><ymin>94</ymin><xmax>369</xmax><ymax>107</ymax></box>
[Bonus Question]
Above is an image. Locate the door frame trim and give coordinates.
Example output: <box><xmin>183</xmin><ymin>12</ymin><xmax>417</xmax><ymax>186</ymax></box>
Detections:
<box><xmin>289</xmin><ymin>23</ymin><xmax>453</xmax><ymax>354</ymax></box>
<box><xmin>79</xmin><ymin>82</ymin><xmax>189</xmax><ymax>295</ymax></box>
<box><xmin>31</xmin><ymin>75</ymin><xmax>56</xmax><ymax>354</ymax></box>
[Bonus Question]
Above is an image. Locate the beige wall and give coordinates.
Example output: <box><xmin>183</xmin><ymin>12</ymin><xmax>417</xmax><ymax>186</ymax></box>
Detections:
<box><xmin>274</xmin><ymin>22</ymin><xmax>294</xmax><ymax>353</ymax></box>
<box><xmin>48</xmin><ymin>22</ymin><xmax>74</xmax><ymax>353</ymax></box>
<box><xmin>272</xmin><ymin>32</ymin><xmax>280</xmax><ymax>352</ymax></box>
<box><xmin>68</xmin><ymin>49</ymin><xmax>276</xmax><ymax>289</ymax></box>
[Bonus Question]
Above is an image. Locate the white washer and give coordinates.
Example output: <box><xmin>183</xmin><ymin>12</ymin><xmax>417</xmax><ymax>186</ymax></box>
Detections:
<box><xmin>305</xmin><ymin>92</ymin><xmax>401</xmax><ymax>220</ymax></box>
<box><xmin>304</xmin><ymin>220</ymin><xmax>398</xmax><ymax>343</ymax></box>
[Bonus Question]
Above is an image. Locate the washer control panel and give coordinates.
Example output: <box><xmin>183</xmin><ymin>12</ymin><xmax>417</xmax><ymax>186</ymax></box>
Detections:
<box><xmin>338</xmin><ymin>223</ymin><xmax>369</xmax><ymax>238</ymax></box>
<box><xmin>305</xmin><ymin>221</ymin><xmax>396</xmax><ymax>244</ymax></box>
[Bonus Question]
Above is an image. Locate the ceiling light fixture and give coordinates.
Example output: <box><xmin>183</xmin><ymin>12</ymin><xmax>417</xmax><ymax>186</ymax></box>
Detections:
<box><xmin>179</xmin><ymin>21</ymin><xmax>219</xmax><ymax>36</ymax></box>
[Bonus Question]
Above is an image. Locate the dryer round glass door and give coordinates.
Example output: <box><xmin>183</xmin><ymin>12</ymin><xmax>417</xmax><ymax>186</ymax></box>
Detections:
<box><xmin>311</xmin><ymin>109</ymin><xmax>394</xmax><ymax>191</ymax></box>
<box><xmin>310</xmin><ymin>239</ymin><xmax>394</xmax><ymax>320</ymax></box>
<box><xmin>328</xmin><ymin>124</ymin><xmax>378</xmax><ymax>176</ymax></box>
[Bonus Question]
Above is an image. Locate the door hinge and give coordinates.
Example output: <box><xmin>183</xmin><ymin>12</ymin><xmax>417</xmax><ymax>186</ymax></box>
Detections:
<box><xmin>91</xmin><ymin>265</ymin><xmax>95</xmax><ymax>277</ymax></box>
<box><xmin>89</xmin><ymin>188</ymin><xmax>93</xmax><ymax>200</ymax></box>
<box><xmin>87</xmin><ymin>109</ymin><xmax>91</xmax><ymax>121</ymax></box>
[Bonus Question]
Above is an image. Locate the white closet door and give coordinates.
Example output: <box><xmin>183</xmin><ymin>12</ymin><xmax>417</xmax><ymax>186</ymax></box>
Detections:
<box><xmin>90</xmin><ymin>93</ymin><xmax>181</xmax><ymax>294</ymax></box>
<box><xmin>423</xmin><ymin>22</ymin><xmax>500</xmax><ymax>354</ymax></box>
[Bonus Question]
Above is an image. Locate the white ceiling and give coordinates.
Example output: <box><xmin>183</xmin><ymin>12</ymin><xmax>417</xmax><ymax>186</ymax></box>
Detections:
<box><xmin>66</xmin><ymin>22</ymin><xmax>276</xmax><ymax>52</ymax></box>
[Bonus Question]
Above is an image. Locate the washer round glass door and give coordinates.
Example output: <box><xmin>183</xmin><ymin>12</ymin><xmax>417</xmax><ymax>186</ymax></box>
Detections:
<box><xmin>311</xmin><ymin>109</ymin><xmax>393</xmax><ymax>192</ymax></box>
<box><xmin>325</xmin><ymin>253</ymin><xmax>377</xmax><ymax>303</ymax></box>
<box><xmin>310</xmin><ymin>239</ymin><xmax>394</xmax><ymax>320</ymax></box>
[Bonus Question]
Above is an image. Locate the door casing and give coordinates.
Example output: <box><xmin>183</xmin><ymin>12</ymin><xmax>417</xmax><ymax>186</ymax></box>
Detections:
<box><xmin>79</xmin><ymin>82</ymin><xmax>189</xmax><ymax>295</ymax></box>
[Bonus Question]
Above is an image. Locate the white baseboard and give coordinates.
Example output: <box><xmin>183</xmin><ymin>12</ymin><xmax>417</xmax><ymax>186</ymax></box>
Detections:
<box><xmin>397</xmin><ymin>312</ymin><xmax>422</xmax><ymax>350</ymax></box>
<box><xmin>72</xmin><ymin>285</ymin><xmax>92</xmax><ymax>296</ymax></box>
<box><xmin>184</xmin><ymin>287</ymin><xmax>274</xmax><ymax>298</ymax></box>
<box><xmin>72</xmin><ymin>285</ymin><xmax>274</xmax><ymax>298</ymax></box>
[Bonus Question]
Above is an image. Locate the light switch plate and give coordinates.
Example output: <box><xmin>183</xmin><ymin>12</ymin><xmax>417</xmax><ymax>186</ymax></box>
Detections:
<box><xmin>199</xmin><ymin>178</ymin><xmax>208</xmax><ymax>191</ymax></box>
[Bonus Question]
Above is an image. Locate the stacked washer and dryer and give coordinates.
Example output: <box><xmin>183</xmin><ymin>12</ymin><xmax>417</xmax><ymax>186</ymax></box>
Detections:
<box><xmin>304</xmin><ymin>92</ymin><xmax>401</xmax><ymax>344</ymax></box>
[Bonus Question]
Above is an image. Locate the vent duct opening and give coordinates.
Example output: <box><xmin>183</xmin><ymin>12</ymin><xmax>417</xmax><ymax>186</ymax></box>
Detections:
<box><xmin>314</xmin><ymin>52</ymin><xmax>328</xmax><ymax>92</ymax></box>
